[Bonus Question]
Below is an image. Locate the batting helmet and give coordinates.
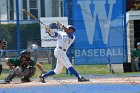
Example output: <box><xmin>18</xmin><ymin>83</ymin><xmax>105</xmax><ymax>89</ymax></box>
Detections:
<box><xmin>67</xmin><ymin>25</ymin><xmax>75</xmax><ymax>32</ymax></box>
<box><xmin>49</xmin><ymin>23</ymin><xmax>59</xmax><ymax>29</ymax></box>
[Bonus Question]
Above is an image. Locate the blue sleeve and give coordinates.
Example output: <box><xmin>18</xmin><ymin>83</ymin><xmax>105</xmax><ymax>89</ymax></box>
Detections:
<box><xmin>67</xmin><ymin>33</ymin><xmax>73</xmax><ymax>39</ymax></box>
<box><xmin>48</xmin><ymin>32</ymin><xmax>58</xmax><ymax>38</ymax></box>
<box><xmin>54</xmin><ymin>32</ymin><xmax>58</xmax><ymax>37</ymax></box>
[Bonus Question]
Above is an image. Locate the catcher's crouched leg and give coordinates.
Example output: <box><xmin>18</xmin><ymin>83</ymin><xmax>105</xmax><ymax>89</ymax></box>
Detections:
<box><xmin>0</xmin><ymin>64</ymin><xmax>2</xmax><ymax>75</ymax></box>
<box><xmin>4</xmin><ymin>70</ymin><xmax>17</xmax><ymax>84</ymax></box>
<box><xmin>21</xmin><ymin>67</ymin><xmax>36</xmax><ymax>83</ymax></box>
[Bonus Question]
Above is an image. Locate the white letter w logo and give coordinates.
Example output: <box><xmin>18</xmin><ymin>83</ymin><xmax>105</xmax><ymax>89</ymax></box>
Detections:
<box><xmin>78</xmin><ymin>0</ymin><xmax>116</xmax><ymax>44</ymax></box>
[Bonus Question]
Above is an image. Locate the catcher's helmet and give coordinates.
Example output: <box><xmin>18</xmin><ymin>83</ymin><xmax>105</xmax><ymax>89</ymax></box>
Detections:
<box><xmin>67</xmin><ymin>25</ymin><xmax>75</xmax><ymax>32</ymax></box>
<box><xmin>20</xmin><ymin>50</ymin><xmax>30</xmax><ymax>58</ymax></box>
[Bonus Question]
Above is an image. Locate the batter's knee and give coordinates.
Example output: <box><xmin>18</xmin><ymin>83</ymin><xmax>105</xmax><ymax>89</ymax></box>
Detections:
<box><xmin>54</xmin><ymin>50</ymin><xmax>60</xmax><ymax>59</ymax></box>
<box><xmin>54</xmin><ymin>69</ymin><xmax>63</xmax><ymax>74</ymax></box>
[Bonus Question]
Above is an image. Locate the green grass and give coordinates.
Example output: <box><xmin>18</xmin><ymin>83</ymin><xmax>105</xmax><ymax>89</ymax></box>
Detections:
<box><xmin>0</xmin><ymin>64</ymin><xmax>110</xmax><ymax>80</ymax></box>
<box><xmin>34</xmin><ymin>64</ymin><xmax>110</xmax><ymax>79</ymax></box>
<box><xmin>74</xmin><ymin>65</ymin><xmax>109</xmax><ymax>74</ymax></box>
<box><xmin>1</xmin><ymin>63</ymin><xmax>140</xmax><ymax>80</ymax></box>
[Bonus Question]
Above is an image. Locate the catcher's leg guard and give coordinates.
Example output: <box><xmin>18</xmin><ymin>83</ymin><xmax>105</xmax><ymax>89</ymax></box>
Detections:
<box><xmin>5</xmin><ymin>70</ymin><xmax>16</xmax><ymax>83</ymax></box>
<box><xmin>0</xmin><ymin>64</ymin><xmax>2</xmax><ymax>75</ymax></box>
<box><xmin>5</xmin><ymin>74</ymin><xmax>16</xmax><ymax>83</ymax></box>
<box><xmin>21</xmin><ymin>67</ymin><xmax>36</xmax><ymax>83</ymax></box>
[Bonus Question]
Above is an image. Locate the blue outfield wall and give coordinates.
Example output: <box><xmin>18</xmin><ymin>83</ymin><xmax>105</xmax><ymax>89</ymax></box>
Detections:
<box><xmin>72</xmin><ymin>0</ymin><xmax>126</xmax><ymax>65</ymax></box>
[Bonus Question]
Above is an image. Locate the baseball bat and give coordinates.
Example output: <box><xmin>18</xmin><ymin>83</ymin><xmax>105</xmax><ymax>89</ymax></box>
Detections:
<box><xmin>108</xmin><ymin>56</ymin><xmax>115</xmax><ymax>74</ymax></box>
<box><xmin>22</xmin><ymin>9</ymin><xmax>50</xmax><ymax>30</ymax></box>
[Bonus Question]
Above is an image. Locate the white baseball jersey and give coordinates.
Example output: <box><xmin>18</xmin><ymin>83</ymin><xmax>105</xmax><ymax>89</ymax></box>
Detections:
<box><xmin>48</xmin><ymin>30</ymin><xmax>75</xmax><ymax>74</ymax></box>
<box><xmin>48</xmin><ymin>31</ymin><xmax>75</xmax><ymax>51</ymax></box>
<box><xmin>56</xmin><ymin>31</ymin><xmax>75</xmax><ymax>51</ymax></box>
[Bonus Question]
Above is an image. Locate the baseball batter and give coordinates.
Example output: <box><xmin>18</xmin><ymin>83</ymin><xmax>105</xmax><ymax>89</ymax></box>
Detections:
<box><xmin>40</xmin><ymin>22</ymin><xmax>89</xmax><ymax>83</ymax></box>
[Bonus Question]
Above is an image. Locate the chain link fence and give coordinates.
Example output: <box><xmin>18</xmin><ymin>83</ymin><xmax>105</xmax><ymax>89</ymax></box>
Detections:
<box><xmin>0</xmin><ymin>0</ymin><xmax>73</xmax><ymax>80</ymax></box>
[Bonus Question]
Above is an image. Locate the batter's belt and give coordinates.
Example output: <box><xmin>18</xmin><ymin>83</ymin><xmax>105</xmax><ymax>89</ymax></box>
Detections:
<box><xmin>59</xmin><ymin>47</ymin><xmax>66</xmax><ymax>51</ymax></box>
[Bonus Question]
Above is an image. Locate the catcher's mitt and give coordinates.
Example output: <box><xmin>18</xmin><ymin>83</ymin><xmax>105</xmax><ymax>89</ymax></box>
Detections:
<box><xmin>20</xmin><ymin>62</ymin><xmax>29</xmax><ymax>68</ymax></box>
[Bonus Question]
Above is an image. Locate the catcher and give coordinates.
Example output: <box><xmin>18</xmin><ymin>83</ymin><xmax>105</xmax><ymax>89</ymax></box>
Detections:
<box><xmin>3</xmin><ymin>50</ymin><xmax>46</xmax><ymax>84</ymax></box>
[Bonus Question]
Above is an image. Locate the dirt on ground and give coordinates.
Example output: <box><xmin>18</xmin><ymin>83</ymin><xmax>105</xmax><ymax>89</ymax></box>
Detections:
<box><xmin>0</xmin><ymin>77</ymin><xmax>140</xmax><ymax>88</ymax></box>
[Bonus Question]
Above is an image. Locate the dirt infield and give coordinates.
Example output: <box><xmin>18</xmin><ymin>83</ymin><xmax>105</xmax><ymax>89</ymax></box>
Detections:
<box><xmin>0</xmin><ymin>76</ymin><xmax>140</xmax><ymax>88</ymax></box>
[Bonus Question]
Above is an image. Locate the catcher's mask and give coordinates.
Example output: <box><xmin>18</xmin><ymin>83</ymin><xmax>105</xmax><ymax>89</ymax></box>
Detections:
<box><xmin>67</xmin><ymin>25</ymin><xmax>75</xmax><ymax>32</ymax></box>
<box><xmin>20</xmin><ymin>50</ymin><xmax>31</xmax><ymax>61</ymax></box>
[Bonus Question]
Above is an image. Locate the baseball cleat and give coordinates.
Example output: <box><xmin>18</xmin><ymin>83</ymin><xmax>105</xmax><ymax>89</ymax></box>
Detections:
<box><xmin>78</xmin><ymin>77</ymin><xmax>89</xmax><ymax>82</ymax></box>
<box><xmin>39</xmin><ymin>76</ymin><xmax>46</xmax><ymax>83</ymax></box>
<box><xmin>21</xmin><ymin>78</ymin><xmax>31</xmax><ymax>83</ymax></box>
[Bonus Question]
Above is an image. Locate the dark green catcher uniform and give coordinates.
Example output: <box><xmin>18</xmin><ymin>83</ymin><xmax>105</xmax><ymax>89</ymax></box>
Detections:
<box><xmin>9</xmin><ymin>58</ymin><xmax>36</xmax><ymax>68</ymax></box>
<box><xmin>5</xmin><ymin>57</ymin><xmax>37</xmax><ymax>83</ymax></box>
<box><xmin>131</xmin><ymin>48</ymin><xmax>140</xmax><ymax>58</ymax></box>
